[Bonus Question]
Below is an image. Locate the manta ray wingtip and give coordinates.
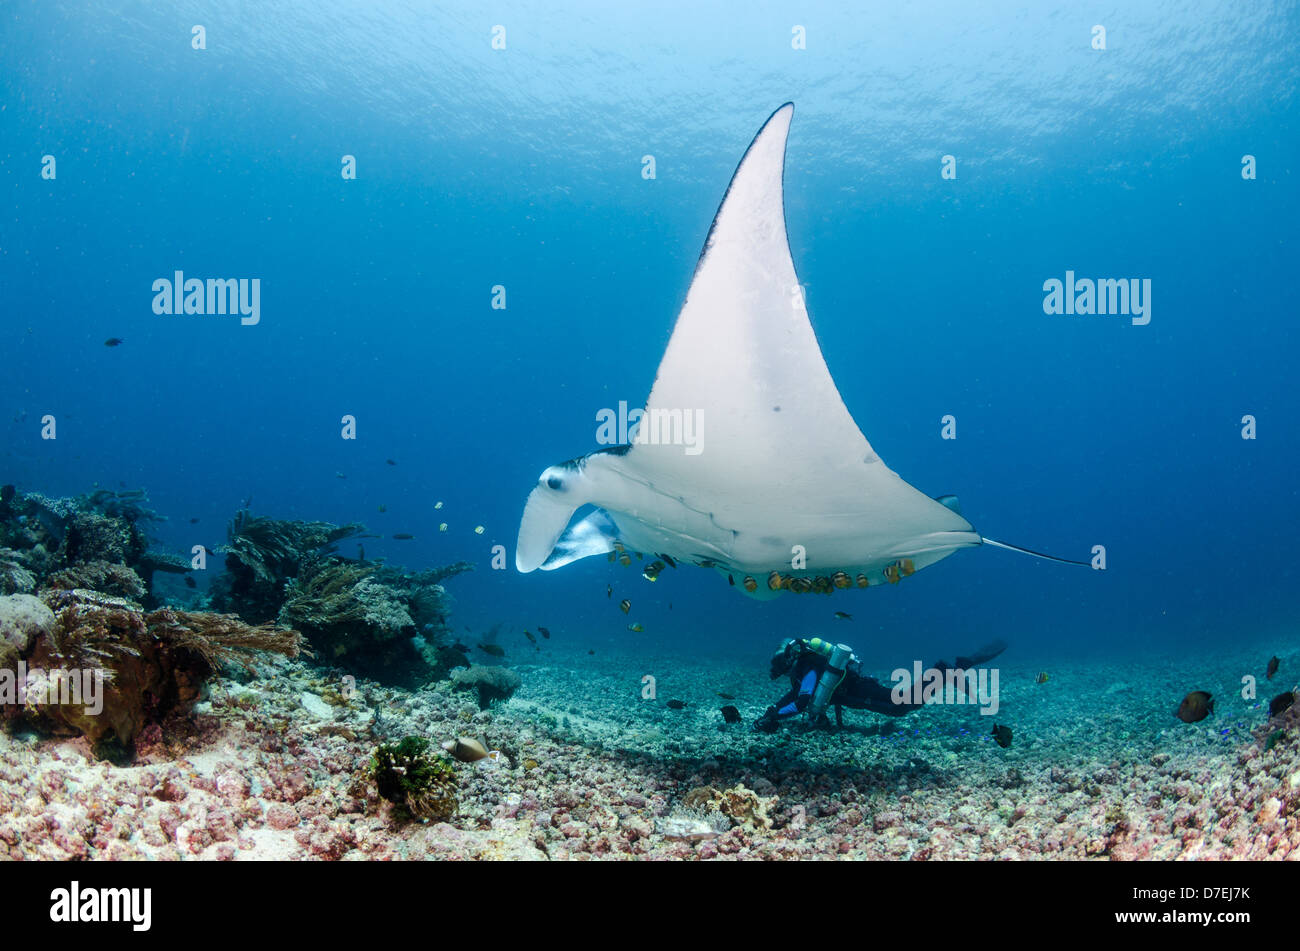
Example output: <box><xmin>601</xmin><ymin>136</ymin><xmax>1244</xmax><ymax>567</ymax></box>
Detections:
<box><xmin>765</xmin><ymin>101</ymin><xmax>794</xmax><ymax>125</ymax></box>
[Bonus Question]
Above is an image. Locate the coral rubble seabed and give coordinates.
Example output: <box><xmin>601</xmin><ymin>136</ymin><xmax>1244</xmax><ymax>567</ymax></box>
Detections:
<box><xmin>0</xmin><ymin>640</ymin><xmax>1297</xmax><ymax>859</ymax></box>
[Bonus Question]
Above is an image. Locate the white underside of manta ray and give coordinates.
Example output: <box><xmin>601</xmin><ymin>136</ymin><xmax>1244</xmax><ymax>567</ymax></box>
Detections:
<box><xmin>516</xmin><ymin>102</ymin><xmax>1083</xmax><ymax>599</ymax></box>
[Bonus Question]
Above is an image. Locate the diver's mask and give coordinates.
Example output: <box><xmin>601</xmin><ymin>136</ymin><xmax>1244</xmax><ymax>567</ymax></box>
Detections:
<box><xmin>769</xmin><ymin>638</ymin><xmax>799</xmax><ymax>679</ymax></box>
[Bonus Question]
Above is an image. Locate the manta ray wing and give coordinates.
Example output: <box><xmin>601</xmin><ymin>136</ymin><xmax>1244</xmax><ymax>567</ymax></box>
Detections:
<box><xmin>640</xmin><ymin>103</ymin><xmax>874</xmax><ymax>488</ymax></box>
<box><xmin>517</xmin><ymin>103</ymin><xmax>981</xmax><ymax>586</ymax></box>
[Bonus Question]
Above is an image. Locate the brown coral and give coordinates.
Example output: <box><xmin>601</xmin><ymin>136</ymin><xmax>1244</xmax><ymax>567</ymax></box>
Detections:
<box><xmin>0</xmin><ymin>549</ymin><xmax>36</xmax><ymax>595</ymax></box>
<box><xmin>680</xmin><ymin>784</ymin><xmax>777</xmax><ymax>832</ymax></box>
<box><xmin>277</xmin><ymin>559</ymin><xmax>413</xmax><ymax>663</ymax></box>
<box><xmin>4</xmin><ymin>589</ymin><xmax>304</xmax><ymax>752</ymax></box>
<box><xmin>146</xmin><ymin>607</ymin><xmax>307</xmax><ymax>668</ymax></box>
<box><xmin>44</xmin><ymin>560</ymin><xmax>147</xmax><ymax>599</ymax></box>
<box><xmin>214</xmin><ymin>510</ymin><xmax>365</xmax><ymax>621</ymax></box>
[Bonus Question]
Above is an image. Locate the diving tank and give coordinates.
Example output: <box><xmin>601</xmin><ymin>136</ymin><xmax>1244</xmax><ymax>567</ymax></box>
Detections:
<box><xmin>807</xmin><ymin>642</ymin><xmax>854</xmax><ymax>722</ymax></box>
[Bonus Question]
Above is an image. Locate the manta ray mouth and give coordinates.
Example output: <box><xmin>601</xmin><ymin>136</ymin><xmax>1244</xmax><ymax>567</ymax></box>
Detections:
<box><xmin>516</xmin><ymin>103</ymin><xmax>1083</xmax><ymax>594</ymax></box>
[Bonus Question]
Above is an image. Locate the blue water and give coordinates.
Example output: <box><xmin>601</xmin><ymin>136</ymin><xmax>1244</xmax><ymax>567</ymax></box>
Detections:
<box><xmin>3</xmin><ymin>1</ymin><xmax>1297</xmax><ymax>674</ymax></box>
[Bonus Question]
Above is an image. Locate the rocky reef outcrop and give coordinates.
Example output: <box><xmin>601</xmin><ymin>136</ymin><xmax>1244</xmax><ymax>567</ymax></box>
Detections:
<box><xmin>0</xmin><ymin>487</ymin><xmax>194</xmax><ymax>606</ymax></box>
<box><xmin>451</xmin><ymin>664</ymin><xmax>522</xmax><ymax>710</ymax></box>
<box><xmin>212</xmin><ymin>509</ymin><xmax>473</xmax><ymax>686</ymax></box>
<box><xmin>0</xmin><ymin>589</ymin><xmax>304</xmax><ymax>760</ymax></box>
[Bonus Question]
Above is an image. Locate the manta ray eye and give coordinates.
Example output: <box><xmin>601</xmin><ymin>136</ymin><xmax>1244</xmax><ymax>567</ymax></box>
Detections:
<box><xmin>546</xmin><ymin>474</ymin><xmax>564</xmax><ymax>490</ymax></box>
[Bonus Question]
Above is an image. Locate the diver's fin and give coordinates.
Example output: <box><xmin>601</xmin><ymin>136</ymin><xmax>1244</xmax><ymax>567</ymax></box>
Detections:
<box><xmin>955</xmin><ymin>639</ymin><xmax>1008</xmax><ymax>669</ymax></box>
<box><xmin>540</xmin><ymin>510</ymin><xmax>618</xmax><ymax>570</ymax></box>
<box><xmin>981</xmin><ymin>537</ymin><xmax>1090</xmax><ymax>567</ymax></box>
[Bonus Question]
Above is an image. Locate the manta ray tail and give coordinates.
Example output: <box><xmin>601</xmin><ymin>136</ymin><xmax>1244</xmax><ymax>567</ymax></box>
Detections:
<box><xmin>980</xmin><ymin>537</ymin><xmax>1090</xmax><ymax>567</ymax></box>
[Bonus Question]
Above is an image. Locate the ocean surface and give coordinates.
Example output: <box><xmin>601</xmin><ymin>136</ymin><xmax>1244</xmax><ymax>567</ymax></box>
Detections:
<box><xmin>3</xmin><ymin>0</ymin><xmax>1298</xmax><ymax>680</ymax></box>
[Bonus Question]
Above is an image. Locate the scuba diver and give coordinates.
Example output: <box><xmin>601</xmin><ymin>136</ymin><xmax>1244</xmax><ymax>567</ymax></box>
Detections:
<box><xmin>754</xmin><ymin>636</ymin><xmax>1008</xmax><ymax>732</ymax></box>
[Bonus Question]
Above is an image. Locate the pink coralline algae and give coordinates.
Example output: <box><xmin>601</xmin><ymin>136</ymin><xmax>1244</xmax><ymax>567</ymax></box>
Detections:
<box><xmin>0</xmin><ymin>643</ymin><xmax>1298</xmax><ymax>860</ymax></box>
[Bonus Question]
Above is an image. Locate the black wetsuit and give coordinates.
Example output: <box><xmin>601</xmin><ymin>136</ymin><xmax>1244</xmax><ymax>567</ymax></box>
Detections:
<box><xmin>765</xmin><ymin>653</ymin><xmax>910</xmax><ymax>728</ymax></box>
<box><xmin>757</xmin><ymin>640</ymin><xmax>1007</xmax><ymax>731</ymax></box>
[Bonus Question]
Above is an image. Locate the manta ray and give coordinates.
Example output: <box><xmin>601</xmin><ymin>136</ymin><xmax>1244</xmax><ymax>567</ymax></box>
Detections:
<box><xmin>516</xmin><ymin>102</ymin><xmax>1083</xmax><ymax>598</ymax></box>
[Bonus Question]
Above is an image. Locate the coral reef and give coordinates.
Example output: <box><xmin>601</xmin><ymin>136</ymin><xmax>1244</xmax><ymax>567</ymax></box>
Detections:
<box><xmin>278</xmin><ymin>559</ymin><xmax>414</xmax><ymax>673</ymax></box>
<box><xmin>45</xmin><ymin>560</ymin><xmax>147</xmax><ymax>599</ymax></box>
<box><xmin>271</xmin><ymin>552</ymin><xmax>473</xmax><ymax>687</ymax></box>
<box><xmin>212</xmin><ymin>508</ymin><xmax>472</xmax><ymax>688</ymax></box>
<box><xmin>364</xmin><ymin>561</ymin><xmax>474</xmax><ymax>679</ymax></box>
<box><xmin>369</xmin><ymin>736</ymin><xmax>459</xmax><ymax>822</ymax></box>
<box><xmin>1</xmin><ymin>589</ymin><xmax>303</xmax><ymax>757</ymax></box>
<box><xmin>146</xmin><ymin>607</ymin><xmax>308</xmax><ymax>671</ymax></box>
<box><xmin>369</xmin><ymin>563</ymin><xmax>474</xmax><ymax>628</ymax></box>
<box><xmin>0</xmin><ymin>487</ymin><xmax>186</xmax><ymax>606</ymax></box>
<box><xmin>2</xmin><ymin>493</ymin><xmax>476</xmax><ymax>691</ymax></box>
<box><xmin>211</xmin><ymin>509</ymin><xmax>364</xmax><ymax>622</ymax></box>
<box><xmin>451</xmin><ymin>664</ymin><xmax>522</xmax><ymax>710</ymax></box>
<box><xmin>135</xmin><ymin>549</ymin><xmax>192</xmax><ymax>591</ymax></box>
<box><xmin>0</xmin><ymin>549</ymin><xmax>36</xmax><ymax>595</ymax></box>
<box><xmin>61</xmin><ymin>510</ymin><xmax>134</xmax><ymax>565</ymax></box>
<box><xmin>0</xmin><ymin>593</ymin><xmax>57</xmax><ymax>667</ymax></box>
<box><xmin>280</xmin><ymin>561</ymin><xmax>411</xmax><ymax>640</ymax></box>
